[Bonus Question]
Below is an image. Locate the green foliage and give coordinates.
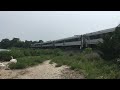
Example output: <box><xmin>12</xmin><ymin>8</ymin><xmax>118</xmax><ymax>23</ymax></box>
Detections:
<box><xmin>83</xmin><ymin>52</ymin><xmax>101</xmax><ymax>61</ymax></box>
<box><xmin>0</xmin><ymin>37</ymin><xmax>43</xmax><ymax>49</ymax></box>
<box><xmin>51</xmin><ymin>49</ymin><xmax>120</xmax><ymax>79</ymax></box>
<box><xmin>0</xmin><ymin>49</ymin><xmax>26</xmax><ymax>61</ymax></box>
<box><xmin>9</xmin><ymin>56</ymin><xmax>47</xmax><ymax>69</ymax></box>
<box><xmin>0</xmin><ymin>51</ymin><xmax>11</xmax><ymax>61</ymax></box>
<box><xmin>82</xmin><ymin>48</ymin><xmax>92</xmax><ymax>54</ymax></box>
<box><xmin>1</xmin><ymin>47</ymin><xmax>120</xmax><ymax>79</ymax></box>
<box><xmin>0</xmin><ymin>48</ymin><xmax>64</xmax><ymax>61</ymax></box>
<box><xmin>97</xmin><ymin>26</ymin><xmax>120</xmax><ymax>60</ymax></box>
<box><xmin>53</xmin><ymin>48</ymin><xmax>63</xmax><ymax>56</ymax></box>
<box><xmin>9</xmin><ymin>63</ymin><xmax>26</xmax><ymax>69</ymax></box>
<box><xmin>0</xmin><ymin>38</ymin><xmax>10</xmax><ymax>49</ymax></box>
<box><xmin>69</xmin><ymin>53</ymin><xmax>74</xmax><ymax>56</ymax></box>
<box><xmin>23</xmin><ymin>49</ymin><xmax>31</xmax><ymax>56</ymax></box>
<box><xmin>9</xmin><ymin>49</ymin><xmax>25</xmax><ymax>58</ymax></box>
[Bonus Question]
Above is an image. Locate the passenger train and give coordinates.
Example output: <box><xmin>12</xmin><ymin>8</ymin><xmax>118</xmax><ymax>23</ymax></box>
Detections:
<box><xmin>31</xmin><ymin>25</ymin><xmax>119</xmax><ymax>49</ymax></box>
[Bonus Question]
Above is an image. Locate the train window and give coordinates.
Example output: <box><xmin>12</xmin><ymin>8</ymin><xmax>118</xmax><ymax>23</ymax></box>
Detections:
<box><xmin>74</xmin><ymin>38</ymin><xmax>79</xmax><ymax>41</ymax></box>
<box><xmin>101</xmin><ymin>32</ymin><xmax>113</xmax><ymax>38</ymax></box>
<box><xmin>43</xmin><ymin>42</ymin><xmax>52</xmax><ymax>45</ymax></box>
<box><xmin>102</xmin><ymin>33</ymin><xmax>109</xmax><ymax>37</ymax></box>
<box><xmin>96</xmin><ymin>34</ymin><xmax>101</xmax><ymax>39</ymax></box>
<box><xmin>89</xmin><ymin>34</ymin><xmax>102</xmax><ymax>40</ymax></box>
<box><xmin>34</xmin><ymin>43</ymin><xmax>42</xmax><ymax>46</ymax></box>
<box><xmin>55</xmin><ymin>41</ymin><xmax>63</xmax><ymax>43</ymax></box>
<box><xmin>89</xmin><ymin>35</ymin><xmax>95</xmax><ymax>39</ymax></box>
<box><xmin>36</xmin><ymin>44</ymin><xmax>40</xmax><ymax>46</ymax></box>
<box><xmin>65</xmin><ymin>38</ymin><xmax>79</xmax><ymax>42</ymax></box>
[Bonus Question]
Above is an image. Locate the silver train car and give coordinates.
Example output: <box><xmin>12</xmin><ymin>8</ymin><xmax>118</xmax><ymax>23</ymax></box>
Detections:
<box><xmin>31</xmin><ymin>27</ymin><xmax>116</xmax><ymax>49</ymax></box>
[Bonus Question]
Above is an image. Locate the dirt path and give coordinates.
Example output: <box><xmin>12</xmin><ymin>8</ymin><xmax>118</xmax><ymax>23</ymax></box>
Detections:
<box><xmin>0</xmin><ymin>60</ymin><xmax>84</xmax><ymax>79</ymax></box>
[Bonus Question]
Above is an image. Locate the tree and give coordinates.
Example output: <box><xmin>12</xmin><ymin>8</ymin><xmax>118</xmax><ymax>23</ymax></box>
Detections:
<box><xmin>24</xmin><ymin>40</ymin><xmax>32</xmax><ymax>48</ymax></box>
<box><xmin>0</xmin><ymin>38</ymin><xmax>10</xmax><ymax>49</ymax></box>
<box><xmin>11</xmin><ymin>38</ymin><xmax>20</xmax><ymax>46</ymax></box>
<box><xmin>97</xmin><ymin>25</ymin><xmax>120</xmax><ymax>60</ymax></box>
<box><xmin>0</xmin><ymin>37</ymin><xmax>44</xmax><ymax>48</ymax></box>
<box><xmin>39</xmin><ymin>40</ymin><xmax>43</xmax><ymax>43</ymax></box>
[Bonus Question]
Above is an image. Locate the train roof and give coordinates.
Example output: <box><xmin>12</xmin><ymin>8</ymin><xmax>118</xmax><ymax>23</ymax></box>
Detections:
<box><xmin>33</xmin><ymin>26</ymin><xmax>118</xmax><ymax>45</ymax></box>
<box><xmin>84</xmin><ymin>27</ymin><xmax>115</xmax><ymax>36</ymax></box>
<box><xmin>53</xmin><ymin>27</ymin><xmax>116</xmax><ymax>41</ymax></box>
<box><xmin>53</xmin><ymin>35</ymin><xmax>81</xmax><ymax>42</ymax></box>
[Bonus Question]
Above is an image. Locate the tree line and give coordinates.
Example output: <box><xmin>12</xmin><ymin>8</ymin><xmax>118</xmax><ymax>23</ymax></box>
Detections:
<box><xmin>0</xmin><ymin>38</ymin><xmax>43</xmax><ymax>49</ymax></box>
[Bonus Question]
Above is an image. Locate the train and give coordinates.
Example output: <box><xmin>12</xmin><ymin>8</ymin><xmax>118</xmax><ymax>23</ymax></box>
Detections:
<box><xmin>31</xmin><ymin>26</ymin><xmax>117</xmax><ymax>49</ymax></box>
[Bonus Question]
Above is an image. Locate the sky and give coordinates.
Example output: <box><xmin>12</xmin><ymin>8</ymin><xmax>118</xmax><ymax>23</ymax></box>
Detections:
<box><xmin>0</xmin><ymin>11</ymin><xmax>120</xmax><ymax>42</ymax></box>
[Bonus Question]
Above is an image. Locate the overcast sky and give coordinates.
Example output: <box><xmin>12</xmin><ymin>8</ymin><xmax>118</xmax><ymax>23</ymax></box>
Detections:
<box><xmin>0</xmin><ymin>11</ymin><xmax>120</xmax><ymax>42</ymax></box>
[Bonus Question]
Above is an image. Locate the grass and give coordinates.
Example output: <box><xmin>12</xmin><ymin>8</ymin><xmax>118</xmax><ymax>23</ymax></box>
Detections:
<box><xmin>0</xmin><ymin>48</ymin><xmax>62</xmax><ymax>61</ymax></box>
<box><xmin>50</xmin><ymin>49</ymin><xmax>120</xmax><ymax>79</ymax></box>
<box><xmin>1</xmin><ymin>47</ymin><xmax>120</xmax><ymax>79</ymax></box>
<box><xmin>9</xmin><ymin>56</ymin><xmax>49</xmax><ymax>69</ymax></box>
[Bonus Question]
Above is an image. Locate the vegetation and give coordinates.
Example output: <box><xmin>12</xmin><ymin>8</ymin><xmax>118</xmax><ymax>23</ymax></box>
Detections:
<box><xmin>0</xmin><ymin>37</ymin><xmax>43</xmax><ymax>49</ymax></box>
<box><xmin>0</xmin><ymin>51</ymin><xmax>12</xmax><ymax>61</ymax></box>
<box><xmin>1</xmin><ymin>47</ymin><xmax>120</xmax><ymax>79</ymax></box>
<box><xmin>97</xmin><ymin>26</ymin><xmax>120</xmax><ymax>60</ymax></box>
<box><xmin>50</xmin><ymin>48</ymin><xmax>120</xmax><ymax>79</ymax></box>
<box><xmin>9</xmin><ymin>56</ymin><xmax>49</xmax><ymax>69</ymax></box>
<box><xmin>0</xmin><ymin>48</ymin><xmax>61</xmax><ymax>61</ymax></box>
<box><xmin>1</xmin><ymin>25</ymin><xmax>120</xmax><ymax>79</ymax></box>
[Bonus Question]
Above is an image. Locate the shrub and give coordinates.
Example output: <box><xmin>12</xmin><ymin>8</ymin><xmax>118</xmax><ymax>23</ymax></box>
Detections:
<box><xmin>84</xmin><ymin>52</ymin><xmax>101</xmax><ymax>61</ymax></box>
<box><xmin>83</xmin><ymin>48</ymin><xmax>92</xmax><ymax>54</ymax></box>
<box><xmin>9</xmin><ymin>63</ymin><xmax>26</xmax><ymax>69</ymax></box>
<box><xmin>9</xmin><ymin>56</ymin><xmax>47</xmax><ymax>69</ymax></box>
<box><xmin>9</xmin><ymin>49</ymin><xmax>25</xmax><ymax>58</ymax></box>
<box><xmin>0</xmin><ymin>51</ymin><xmax>11</xmax><ymax>61</ymax></box>
<box><xmin>97</xmin><ymin>26</ymin><xmax>120</xmax><ymax>60</ymax></box>
<box><xmin>54</xmin><ymin>49</ymin><xmax>63</xmax><ymax>56</ymax></box>
<box><xmin>23</xmin><ymin>49</ymin><xmax>31</xmax><ymax>56</ymax></box>
<box><xmin>69</xmin><ymin>53</ymin><xmax>74</xmax><ymax>56</ymax></box>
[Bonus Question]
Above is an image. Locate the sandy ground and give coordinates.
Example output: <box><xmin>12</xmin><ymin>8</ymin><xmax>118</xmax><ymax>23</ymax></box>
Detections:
<box><xmin>0</xmin><ymin>60</ymin><xmax>84</xmax><ymax>79</ymax></box>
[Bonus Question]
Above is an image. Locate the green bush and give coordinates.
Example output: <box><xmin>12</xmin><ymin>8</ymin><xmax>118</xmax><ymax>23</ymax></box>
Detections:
<box><xmin>0</xmin><ymin>49</ymin><xmax>25</xmax><ymax>61</ymax></box>
<box><xmin>97</xmin><ymin>26</ymin><xmax>120</xmax><ymax>60</ymax></box>
<box><xmin>69</xmin><ymin>53</ymin><xmax>74</xmax><ymax>56</ymax></box>
<box><xmin>9</xmin><ymin>63</ymin><xmax>26</xmax><ymax>69</ymax></box>
<box><xmin>0</xmin><ymin>51</ymin><xmax>11</xmax><ymax>61</ymax></box>
<box><xmin>23</xmin><ymin>49</ymin><xmax>31</xmax><ymax>56</ymax></box>
<box><xmin>53</xmin><ymin>49</ymin><xmax>63</xmax><ymax>56</ymax></box>
<box><xmin>84</xmin><ymin>52</ymin><xmax>101</xmax><ymax>61</ymax></box>
<box><xmin>9</xmin><ymin>49</ymin><xmax>25</xmax><ymax>58</ymax></box>
<box><xmin>0</xmin><ymin>48</ymin><xmax>64</xmax><ymax>62</ymax></box>
<box><xmin>9</xmin><ymin>56</ymin><xmax>47</xmax><ymax>69</ymax></box>
<box><xmin>83</xmin><ymin>48</ymin><xmax>92</xmax><ymax>54</ymax></box>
